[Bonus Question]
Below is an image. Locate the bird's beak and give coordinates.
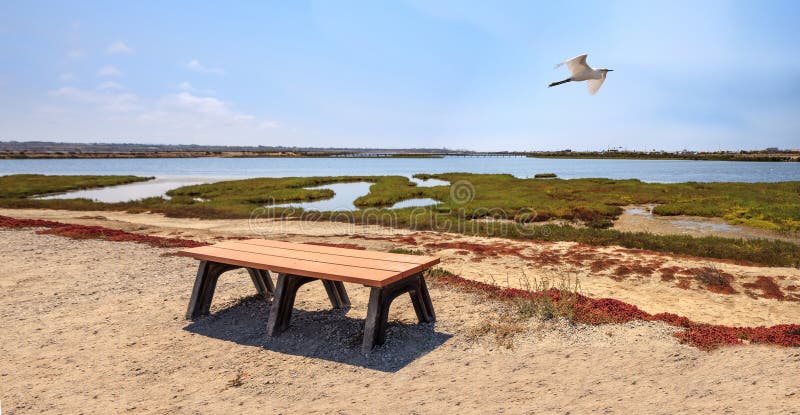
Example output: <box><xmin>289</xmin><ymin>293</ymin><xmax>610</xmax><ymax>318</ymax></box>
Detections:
<box><xmin>608</xmin><ymin>69</ymin><xmax>614</xmax><ymax>71</ymax></box>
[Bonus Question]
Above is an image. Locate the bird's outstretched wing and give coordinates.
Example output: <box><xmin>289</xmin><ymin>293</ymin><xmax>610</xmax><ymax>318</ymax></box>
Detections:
<box><xmin>555</xmin><ymin>54</ymin><xmax>591</xmax><ymax>76</ymax></box>
<box><xmin>587</xmin><ymin>78</ymin><xmax>606</xmax><ymax>95</ymax></box>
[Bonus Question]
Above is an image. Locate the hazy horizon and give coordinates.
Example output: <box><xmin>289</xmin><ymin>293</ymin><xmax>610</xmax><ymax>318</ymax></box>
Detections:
<box><xmin>1</xmin><ymin>1</ymin><xmax>799</xmax><ymax>151</ymax></box>
<box><xmin>1</xmin><ymin>139</ymin><xmax>796</xmax><ymax>153</ymax></box>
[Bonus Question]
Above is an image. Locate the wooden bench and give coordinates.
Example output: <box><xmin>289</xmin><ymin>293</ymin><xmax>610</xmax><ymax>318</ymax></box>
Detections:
<box><xmin>179</xmin><ymin>239</ymin><xmax>440</xmax><ymax>353</ymax></box>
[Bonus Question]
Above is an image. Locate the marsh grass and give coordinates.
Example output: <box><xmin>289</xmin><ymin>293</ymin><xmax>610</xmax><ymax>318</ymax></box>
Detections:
<box><xmin>2</xmin><ymin>173</ymin><xmax>799</xmax><ymax>266</ymax></box>
<box><xmin>0</xmin><ymin>174</ymin><xmax>150</xmax><ymax>198</ymax></box>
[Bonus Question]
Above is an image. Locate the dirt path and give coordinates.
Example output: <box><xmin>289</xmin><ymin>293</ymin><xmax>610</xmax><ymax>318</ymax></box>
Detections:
<box><xmin>2</xmin><ymin>229</ymin><xmax>799</xmax><ymax>414</ymax></box>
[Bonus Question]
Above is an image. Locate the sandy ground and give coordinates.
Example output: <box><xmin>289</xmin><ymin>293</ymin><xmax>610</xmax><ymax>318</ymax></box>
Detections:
<box><xmin>2</xmin><ymin>228</ymin><xmax>799</xmax><ymax>414</ymax></box>
<box><xmin>2</xmin><ymin>208</ymin><xmax>799</xmax><ymax>327</ymax></box>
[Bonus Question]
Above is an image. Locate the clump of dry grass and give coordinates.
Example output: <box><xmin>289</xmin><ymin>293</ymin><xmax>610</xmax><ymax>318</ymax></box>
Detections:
<box><xmin>461</xmin><ymin>267</ymin><xmax>582</xmax><ymax>349</ymax></box>
<box><xmin>503</xmin><ymin>267</ymin><xmax>582</xmax><ymax>322</ymax></box>
<box><xmin>227</xmin><ymin>370</ymin><xmax>246</xmax><ymax>388</ymax></box>
<box><xmin>692</xmin><ymin>263</ymin><xmax>737</xmax><ymax>294</ymax></box>
<box><xmin>464</xmin><ymin>314</ymin><xmax>527</xmax><ymax>349</ymax></box>
<box><xmin>388</xmin><ymin>247</ymin><xmax>426</xmax><ymax>255</ymax></box>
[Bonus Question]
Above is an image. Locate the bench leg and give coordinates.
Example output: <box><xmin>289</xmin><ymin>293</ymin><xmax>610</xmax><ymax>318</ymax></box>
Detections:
<box><xmin>267</xmin><ymin>275</ymin><xmax>352</xmax><ymax>337</ymax></box>
<box><xmin>414</xmin><ymin>273</ymin><xmax>436</xmax><ymax>323</ymax></box>
<box><xmin>361</xmin><ymin>273</ymin><xmax>436</xmax><ymax>353</ymax></box>
<box><xmin>362</xmin><ymin>287</ymin><xmax>389</xmax><ymax>354</ymax></box>
<box><xmin>186</xmin><ymin>261</ymin><xmax>240</xmax><ymax>320</ymax></box>
<box><xmin>322</xmin><ymin>280</ymin><xmax>351</xmax><ymax>309</ymax></box>
<box><xmin>246</xmin><ymin>268</ymin><xmax>274</xmax><ymax>299</ymax></box>
<box><xmin>266</xmin><ymin>274</ymin><xmax>315</xmax><ymax>336</ymax></box>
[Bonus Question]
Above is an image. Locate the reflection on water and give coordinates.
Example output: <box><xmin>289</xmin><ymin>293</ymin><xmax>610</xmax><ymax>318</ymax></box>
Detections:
<box><xmin>409</xmin><ymin>177</ymin><xmax>449</xmax><ymax>187</ymax></box>
<box><xmin>390</xmin><ymin>198</ymin><xmax>441</xmax><ymax>209</ymax></box>
<box><xmin>670</xmin><ymin>219</ymin><xmax>739</xmax><ymax>232</ymax></box>
<box><xmin>36</xmin><ymin>176</ymin><xmax>230</xmax><ymax>203</ymax></box>
<box><xmin>622</xmin><ymin>206</ymin><xmax>740</xmax><ymax>233</ymax></box>
<box><xmin>270</xmin><ymin>182</ymin><xmax>373</xmax><ymax>211</ymax></box>
<box><xmin>625</xmin><ymin>207</ymin><xmax>651</xmax><ymax>216</ymax></box>
<box><xmin>31</xmin><ymin>174</ymin><xmax>451</xmax><ymax>207</ymax></box>
<box><xmin>270</xmin><ymin>180</ymin><xmax>444</xmax><ymax>211</ymax></box>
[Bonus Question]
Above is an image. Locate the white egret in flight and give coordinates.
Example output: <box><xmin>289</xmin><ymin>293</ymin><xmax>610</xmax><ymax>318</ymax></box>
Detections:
<box><xmin>548</xmin><ymin>54</ymin><xmax>613</xmax><ymax>95</ymax></box>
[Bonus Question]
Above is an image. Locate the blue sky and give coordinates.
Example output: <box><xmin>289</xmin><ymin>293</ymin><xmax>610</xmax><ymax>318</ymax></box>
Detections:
<box><xmin>1</xmin><ymin>1</ymin><xmax>798</xmax><ymax>151</ymax></box>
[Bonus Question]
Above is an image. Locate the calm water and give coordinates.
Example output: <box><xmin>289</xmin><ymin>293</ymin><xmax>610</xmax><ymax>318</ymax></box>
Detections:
<box><xmin>36</xmin><ymin>176</ymin><xmax>225</xmax><ymax>203</ymax></box>
<box><xmin>270</xmin><ymin>178</ymin><xmax>449</xmax><ymax>211</ymax></box>
<box><xmin>2</xmin><ymin>157</ymin><xmax>799</xmax><ymax>183</ymax></box>
<box><xmin>3</xmin><ymin>157</ymin><xmax>799</xmax><ymax>205</ymax></box>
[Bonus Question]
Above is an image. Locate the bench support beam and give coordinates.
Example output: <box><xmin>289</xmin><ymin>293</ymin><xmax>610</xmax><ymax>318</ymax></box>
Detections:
<box><xmin>185</xmin><ymin>261</ymin><xmax>275</xmax><ymax>320</ymax></box>
<box><xmin>247</xmin><ymin>268</ymin><xmax>275</xmax><ymax>299</ymax></box>
<box><xmin>266</xmin><ymin>274</ymin><xmax>351</xmax><ymax>337</ymax></box>
<box><xmin>362</xmin><ymin>273</ymin><xmax>435</xmax><ymax>354</ymax></box>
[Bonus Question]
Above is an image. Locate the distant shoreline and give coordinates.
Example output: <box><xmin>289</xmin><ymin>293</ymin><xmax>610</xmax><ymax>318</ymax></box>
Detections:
<box><xmin>1</xmin><ymin>150</ymin><xmax>797</xmax><ymax>161</ymax></box>
<box><xmin>525</xmin><ymin>151</ymin><xmax>800</xmax><ymax>162</ymax></box>
<box><xmin>0</xmin><ymin>151</ymin><xmax>445</xmax><ymax>159</ymax></box>
<box><xmin>1</xmin><ymin>141</ymin><xmax>798</xmax><ymax>161</ymax></box>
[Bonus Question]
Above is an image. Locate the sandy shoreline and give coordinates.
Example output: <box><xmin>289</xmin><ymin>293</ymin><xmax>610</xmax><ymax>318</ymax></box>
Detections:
<box><xmin>2</xmin><ymin>228</ymin><xmax>799</xmax><ymax>413</ymax></box>
<box><xmin>3</xmin><ymin>208</ymin><xmax>799</xmax><ymax>327</ymax></box>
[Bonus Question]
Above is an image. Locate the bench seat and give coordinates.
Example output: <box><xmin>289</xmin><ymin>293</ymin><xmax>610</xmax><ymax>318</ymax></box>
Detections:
<box><xmin>179</xmin><ymin>239</ymin><xmax>440</xmax><ymax>353</ymax></box>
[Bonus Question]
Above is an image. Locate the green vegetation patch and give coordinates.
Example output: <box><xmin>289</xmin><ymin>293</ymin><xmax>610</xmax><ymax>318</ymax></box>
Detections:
<box><xmin>2</xmin><ymin>173</ymin><xmax>799</xmax><ymax>267</ymax></box>
<box><xmin>0</xmin><ymin>174</ymin><xmax>151</xmax><ymax>199</ymax></box>
<box><xmin>415</xmin><ymin>173</ymin><xmax>800</xmax><ymax>233</ymax></box>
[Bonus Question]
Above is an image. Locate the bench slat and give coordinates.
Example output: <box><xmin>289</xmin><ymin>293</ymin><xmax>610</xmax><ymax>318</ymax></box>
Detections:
<box><xmin>178</xmin><ymin>243</ymin><xmax>439</xmax><ymax>287</ymax></box>
<box><xmin>208</xmin><ymin>241</ymin><xmax>428</xmax><ymax>273</ymax></box>
<box><xmin>234</xmin><ymin>239</ymin><xmax>437</xmax><ymax>265</ymax></box>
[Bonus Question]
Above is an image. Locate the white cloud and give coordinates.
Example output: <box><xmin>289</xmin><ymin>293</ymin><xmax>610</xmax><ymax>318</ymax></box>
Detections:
<box><xmin>97</xmin><ymin>65</ymin><xmax>124</xmax><ymax>77</ymax></box>
<box><xmin>107</xmin><ymin>41</ymin><xmax>134</xmax><ymax>55</ymax></box>
<box><xmin>158</xmin><ymin>92</ymin><xmax>249</xmax><ymax>119</ymax></box>
<box><xmin>186</xmin><ymin>59</ymin><xmax>224</xmax><ymax>75</ymax></box>
<box><xmin>50</xmin><ymin>86</ymin><xmax>140</xmax><ymax>113</ymax></box>
<box><xmin>50</xmin><ymin>87</ymin><xmax>257</xmax><ymax>122</ymax></box>
<box><xmin>32</xmin><ymin>85</ymin><xmax>280</xmax><ymax>143</ymax></box>
<box><xmin>178</xmin><ymin>81</ymin><xmax>194</xmax><ymax>91</ymax></box>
